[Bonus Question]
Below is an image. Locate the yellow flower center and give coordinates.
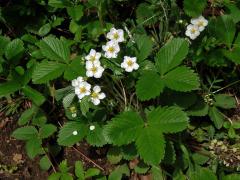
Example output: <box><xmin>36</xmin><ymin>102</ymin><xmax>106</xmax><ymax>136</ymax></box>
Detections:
<box><xmin>198</xmin><ymin>21</ymin><xmax>204</xmax><ymax>27</ymax></box>
<box><xmin>127</xmin><ymin>60</ymin><xmax>133</xmax><ymax>66</ymax></box>
<box><xmin>70</xmin><ymin>106</ymin><xmax>76</xmax><ymax>113</ymax></box>
<box><xmin>90</xmin><ymin>56</ymin><xmax>96</xmax><ymax>62</ymax></box>
<box><xmin>113</xmin><ymin>33</ymin><xmax>119</xmax><ymax>39</ymax></box>
<box><xmin>79</xmin><ymin>87</ymin><xmax>87</xmax><ymax>94</ymax></box>
<box><xmin>91</xmin><ymin>66</ymin><xmax>98</xmax><ymax>73</ymax></box>
<box><xmin>191</xmin><ymin>28</ymin><xmax>196</xmax><ymax>34</ymax></box>
<box><xmin>108</xmin><ymin>47</ymin><xmax>115</xmax><ymax>53</ymax></box>
<box><xmin>91</xmin><ymin>92</ymin><xmax>99</xmax><ymax>99</ymax></box>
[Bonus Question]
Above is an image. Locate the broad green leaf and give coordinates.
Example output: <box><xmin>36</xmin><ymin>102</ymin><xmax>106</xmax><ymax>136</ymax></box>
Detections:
<box><xmin>37</xmin><ymin>36</ymin><xmax>70</xmax><ymax>63</ymax></box>
<box><xmin>64</xmin><ymin>57</ymin><xmax>85</xmax><ymax>80</ymax></box>
<box><xmin>214</xmin><ymin>94</ymin><xmax>236</xmax><ymax>109</ymax></box>
<box><xmin>57</xmin><ymin>121</ymin><xmax>88</xmax><ymax>146</ymax></box>
<box><xmin>5</xmin><ymin>38</ymin><xmax>24</xmax><ymax>61</ymax></box>
<box><xmin>67</xmin><ymin>5</ymin><xmax>84</xmax><ymax>21</ymax></box>
<box><xmin>18</xmin><ymin>105</ymin><xmax>38</xmax><ymax>125</ymax></box>
<box><xmin>222</xmin><ymin>174</ymin><xmax>240</xmax><ymax>180</ymax></box>
<box><xmin>40</xmin><ymin>155</ymin><xmax>51</xmax><ymax>171</ymax></box>
<box><xmin>85</xmin><ymin>168</ymin><xmax>100</xmax><ymax>178</ymax></box>
<box><xmin>136</xmin><ymin>71</ymin><xmax>164</xmax><ymax>101</ymax></box>
<box><xmin>0</xmin><ymin>35</ymin><xmax>10</xmax><ymax>56</ymax></box>
<box><xmin>86</xmin><ymin>124</ymin><xmax>107</xmax><ymax>147</ymax></box>
<box><xmin>136</xmin><ymin>3</ymin><xmax>158</xmax><ymax>25</ymax></box>
<box><xmin>148</xmin><ymin>106</ymin><xmax>189</xmax><ymax>133</ymax></box>
<box><xmin>151</xmin><ymin>166</ymin><xmax>164</xmax><ymax>180</ymax></box>
<box><xmin>136</xmin><ymin>126</ymin><xmax>165</xmax><ymax>165</ymax></box>
<box><xmin>0</xmin><ymin>80</ymin><xmax>22</xmax><ymax>97</ymax></box>
<box><xmin>187</xmin><ymin>98</ymin><xmax>209</xmax><ymax>116</ymax></box>
<box><xmin>38</xmin><ymin>23</ymin><xmax>51</xmax><ymax>36</ymax></box>
<box><xmin>163</xmin><ymin>66</ymin><xmax>200</xmax><ymax>92</ymax></box>
<box><xmin>155</xmin><ymin>38</ymin><xmax>189</xmax><ymax>75</ymax></box>
<box><xmin>59</xmin><ymin>160</ymin><xmax>70</xmax><ymax>173</ymax></box>
<box><xmin>22</xmin><ymin>86</ymin><xmax>46</xmax><ymax>106</ymax></box>
<box><xmin>12</xmin><ymin>126</ymin><xmax>38</xmax><ymax>140</ymax></box>
<box><xmin>80</xmin><ymin>96</ymin><xmax>90</xmax><ymax>116</ymax></box>
<box><xmin>39</xmin><ymin>124</ymin><xmax>57</xmax><ymax>139</ymax></box>
<box><xmin>107</xmin><ymin>147</ymin><xmax>123</xmax><ymax>164</ymax></box>
<box><xmin>209</xmin><ymin>15</ymin><xmax>235</xmax><ymax>48</ymax></box>
<box><xmin>104</xmin><ymin>111</ymin><xmax>144</xmax><ymax>146</ymax></box>
<box><xmin>209</xmin><ymin>107</ymin><xmax>224</xmax><ymax>129</ymax></box>
<box><xmin>183</xmin><ymin>0</ymin><xmax>207</xmax><ymax>17</ymax></box>
<box><xmin>63</xmin><ymin>93</ymin><xmax>75</xmax><ymax>109</ymax></box>
<box><xmin>135</xmin><ymin>34</ymin><xmax>153</xmax><ymax>62</ymax></box>
<box><xmin>108</xmin><ymin>164</ymin><xmax>130</xmax><ymax>180</ymax></box>
<box><xmin>48</xmin><ymin>0</ymin><xmax>72</xmax><ymax>8</ymax></box>
<box><xmin>225</xmin><ymin>3</ymin><xmax>240</xmax><ymax>23</ymax></box>
<box><xmin>190</xmin><ymin>168</ymin><xmax>217</xmax><ymax>180</ymax></box>
<box><xmin>25</xmin><ymin>137</ymin><xmax>43</xmax><ymax>159</ymax></box>
<box><xmin>32</xmin><ymin>61</ymin><xmax>66</xmax><ymax>84</ymax></box>
<box><xmin>75</xmin><ymin>161</ymin><xmax>84</xmax><ymax>180</ymax></box>
<box><xmin>223</xmin><ymin>34</ymin><xmax>240</xmax><ymax>64</ymax></box>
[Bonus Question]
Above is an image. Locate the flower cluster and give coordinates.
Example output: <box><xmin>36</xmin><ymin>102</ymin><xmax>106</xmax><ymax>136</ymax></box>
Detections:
<box><xmin>185</xmin><ymin>16</ymin><xmax>208</xmax><ymax>40</ymax></box>
<box><xmin>72</xmin><ymin>77</ymin><xmax>106</xmax><ymax>106</ymax></box>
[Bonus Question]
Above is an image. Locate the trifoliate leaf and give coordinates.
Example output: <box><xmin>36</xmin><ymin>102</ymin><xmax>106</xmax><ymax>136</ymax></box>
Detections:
<box><xmin>183</xmin><ymin>0</ymin><xmax>207</xmax><ymax>17</ymax></box>
<box><xmin>37</xmin><ymin>36</ymin><xmax>70</xmax><ymax>63</ymax></box>
<box><xmin>104</xmin><ymin>111</ymin><xmax>144</xmax><ymax>146</ymax></box>
<box><xmin>147</xmin><ymin>106</ymin><xmax>189</xmax><ymax>133</ymax></box>
<box><xmin>136</xmin><ymin>126</ymin><xmax>165</xmax><ymax>165</ymax></box>
<box><xmin>136</xmin><ymin>71</ymin><xmax>164</xmax><ymax>101</ymax></box>
<box><xmin>57</xmin><ymin>121</ymin><xmax>88</xmax><ymax>146</ymax></box>
<box><xmin>163</xmin><ymin>66</ymin><xmax>200</xmax><ymax>92</ymax></box>
<box><xmin>155</xmin><ymin>38</ymin><xmax>189</xmax><ymax>75</ymax></box>
<box><xmin>32</xmin><ymin>61</ymin><xmax>66</xmax><ymax>84</ymax></box>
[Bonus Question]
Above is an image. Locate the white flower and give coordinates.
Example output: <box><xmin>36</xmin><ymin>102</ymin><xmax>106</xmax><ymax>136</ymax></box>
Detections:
<box><xmin>72</xmin><ymin>130</ymin><xmax>78</xmax><ymax>135</ymax></box>
<box><xmin>71</xmin><ymin>76</ymin><xmax>84</xmax><ymax>87</ymax></box>
<box><xmin>90</xmin><ymin>85</ymin><xmax>106</xmax><ymax>105</ymax></box>
<box><xmin>89</xmin><ymin>125</ymin><xmax>95</xmax><ymax>131</ymax></box>
<box><xmin>185</xmin><ymin>24</ymin><xmax>200</xmax><ymax>40</ymax></box>
<box><xmin>191</xmin><ymin>16</ymin><xmax>208</xmax><ymax>32</ymax></box>
<box><xmin>86</xmin><ymin>61</ymin><xmax>104</xmax><ymax>78</ymax></box>
<box><xmin>102</xmin><ymin>41</ymin><xmax>120</xmax><ymax>58</ymax></box>
<box><xmin>74</xmin><ymin>81</ymin><xmax>91</xmax><ymax>100</ymax></box>
<box><xmin>85</xmin><ymin>49</ymin><xmax>101</xmax><ymax>63</ymax></box>
<box><xmin>121</xmin><ymin>56</ymin><xmax>139</xmax><ymax>72</ymax></box>
<box><xmin>107</xmin><ymin>27</ymin><xmax>124</xmax><ymax>43</ymax></box>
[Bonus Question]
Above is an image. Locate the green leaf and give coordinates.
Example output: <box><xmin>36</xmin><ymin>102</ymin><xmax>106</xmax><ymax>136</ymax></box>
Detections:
<box><xmin>22</xmin><ymin>86</ymin><xmax>46</xmax><ymax>106</ymax></box>
<box><xmin>39</xmin><ymin>124</ymin><xmax>57</xmax><ymax>139</ymax></box>
<box><xmin>48</xmin><ymin>0</ymin><xmax>72</xmax><ymax>8</ymax></box>
<box><xmin>63</xmin><ymin>93</ymin><xmax>75</xmax><ymax>109</ymax></box>
<box><xmin>12</xmin><ymin>126</ymin><xmax>38</xmax><ymax>140</ymax></box>
<box><xmin>187</xmin><ymin>98</ymin><xmax>209</xmax><ymax>116</ymax></box>
<box><xmin>225</xmin><ymin>3</ymin><xmax>240</xmax><ymax>23</ymax></box>
<box><xmin>86</xmin><ymin>124</ymin><xmax>107</xmax><ymax>147</ymax></box>
<box><xmin>155</xmin><ymin>38</ymin><xmax>189</xmax><ymax>75</ymax></box>
<box><xmin>32</xmin><ymin>61</ymin><xmax>66</xmax><ymax>84</ymax></box>
<box><xmin>163</xmin><ymin>66</ymin><xmax>200</xmax><ymax>92</ymax></box>
<box><xmin>107</xmin><ymin>147</ymin><xmax>123</xmax><ymax>164</ymax></box>
<box><xmin>64</xmin><ymin>56</ymin><xmax>86</xmax><ymax>80</ymax></box>
<box><xmin>75</xmin><ymin>161</ymin><xmax>84</xmax><ymax>180</ymax></box>
<box><xmin>135</xmin><ymin>35</ymin><xmax>153</xmax><ymax>62</ymax></box>
<box><xmin>222</xmin><ymin>174</ymin><xmax>240</xmax><ymax>180</ymax></box>
<box><xmin>183</xmin><ymin>0</ymin><xmax>207</xmax><ymax>17</ymax></box>
<box><xmin>0</xmin><ymin>80</ymin><xmax>22</xmax><ymax>96</ymax></box>
<box><xmin>209</xmin><ymin>107</ymin><xmax>224</xmax><ymax>129</ymax></box>
<box><xmin>85</xmin><ymin>168</ymin><xmax>100</xmax><ymax>178</ymax></box>
<box><xmin>209</xmin><ymin>15</ymin><xmax>235</xmax><ymax>48</ymax></box>
<box><xmin>57</xmin><ymin>121</ymin><xmax>88</xmax><ymax>146</ymax></box>
<box><xmin>59</xmin><ymin>160</ymin><xmax>69</xmax><ymax>173</ymax></box>
<box><xmin>104</xmin><ymin>111</ymin><xmax>144</xmax><ymax>146</ymax></box>
<box><xmin>80</xmin><ymin>96</ymin><xmax>90</xmax><ymax>116</ymax></box>
<box><xmin>108</xmin><ymin>164</ymin><xmax>130</xmax><ymax>180</ymax></box>
<box><xmin>136</xmin><ymin>71</ymin><xmax>164</xmax><ymax>101</ymax></box>
<box><xmin>40</xmin><ymin>155</ymin><xmax>51</xmax><ymax>171</ymax></box>
<box><xmin>38</xmin><ymin>23</ymin><xmax>51</xmax><ymax>36</ymax></box>
<box><xmin>224</xmin><ymin>33</ymin><xmax>240</xmax><ymax>64</ymax></box>
<box><xmin>214</xmin><ymin>94</ymin><xmax>236</xmax><ymax>109</ymax></box>
<box><xmin>48</xmin><ymin>172</ymin><xmax>61</xmax><ymax>180</ymax></box>
<box><xmin>190</xmin><ymin>168</ymin><xmax>217</xmax><ymax>180</ymax></box>
<box><xmin>148</xmin><ymin>106</ymin><xmax>189</xmax><ymax>133</ymax></box>
<box><xmin>18</xmin><ymin>106</ymin><xmax>38</xmax><ymax>125</ymax></box>
<box><xmin>0</xmin><ymin>35</ymin><xmax>10</xmax><ymax>56</ymax></box>
<box><xmin>163</xmin><ymin>141</ymin><xmax>176</xmax><ymax>165</ymax></box>
<box><xmin>37</xmin><ymin>36</ymin><xmax>70</xmax><ymax>63</ymax></box>
<box><xmin>5</xmin><ymin>38</ymin><xmax>24</xmax><ymax>61</ymax></box>
<box><xmin>136</xmin><ymin>126</ymin><xmax>165</xmax><ymax>165</ymax></box>
<box><xmin>25</xmin><ymin>138</ymin><xmax>43</xmax><ymax>159</ymax></box>
<box><xmin>67</xmin><ymin>5</ymin><xmax>84</xmax><ymax>21</ymax></box>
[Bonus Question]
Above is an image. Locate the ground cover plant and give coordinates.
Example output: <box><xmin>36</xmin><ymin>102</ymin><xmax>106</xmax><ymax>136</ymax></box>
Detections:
<box><xmin>0</xmin><ymin>0</ymin><xmax>240</xmax><ymax>179</ymax></box>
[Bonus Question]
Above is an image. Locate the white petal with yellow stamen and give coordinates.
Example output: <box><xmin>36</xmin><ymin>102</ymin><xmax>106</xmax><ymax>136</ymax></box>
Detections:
<box><xmin>121</xmin><ymin>56</ymin><xmax>139</xmax><ymax>72</ymax></box>
<box><xmin>102</xmin><ymin>40</ymin><xmax>120</xmax><ymax>58</ymax></box>
<box><xmin>107</xmin><ymin>27</ymin><xmax>124</xmax><ymax>43</ymax></box>
<box><xmin>90</xmin><ymin>85</ymin><xmax>106</xmax><ymax>105</ymax></box>
<box><xmin>185</xmin><ymin>24</ymin><xmax>200</xmax><ymax>40</ymax></box>
<box><xmin>74</xmin><ymin>81</ymin><xmax>91</xmax><ymax>100</ymax></box>
<box><xmin>85</xmin><ymin>49</ymin><xmax>101</xmax><ymax>62</ymax></box>
<box><xmin>191</xmin><ymin>16</ymin><xmax>208</xmax><ymax>32</ymax></box>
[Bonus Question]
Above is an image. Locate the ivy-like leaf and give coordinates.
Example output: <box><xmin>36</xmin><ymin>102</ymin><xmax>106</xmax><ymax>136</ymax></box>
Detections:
<box><xmin>136</xmin><ymin>71</ymin><xmax>164</xmax><ymax>101</ymax></box>
<box><xmin>37</xmin><ymin>36</ymin><xmax>70</xmax><ymax>63</ymax></box>
<box><xmin>155</xmin><ymin>38</ymin><xmax>189</xmax><ymax>75</ymax></box>
<box><xmin>148</xmin><ymin>106</ymin><xmax>189</xmax><ymax>133</ymax></box>
<box><xmin>104</xmin><ymin>111</ymin><xmax>144</xmax><ymax>146</ymax></box>
<box><xmin>136</xmin><ymin>126</ymin><xmax>165</xmax><ymax>165</ymax></box>
<box><xmin>163</xmin><ymin>66</ymin><xmax>200</xmax><ymax>92</ymax></box>
<box><xmin>32</xmin><ymin>61</ymin><xmax>66</xmax><ymax>84</ymax></box>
